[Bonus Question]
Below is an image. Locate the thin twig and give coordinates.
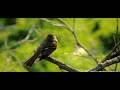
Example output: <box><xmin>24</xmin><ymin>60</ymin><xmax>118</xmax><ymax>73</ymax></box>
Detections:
<box><xmin>44</xmin><ymin>56</ymin><xmax>80</xmax><ymax>72</ymax></box>
<box><xmin>114</xmin><ymin>63</ymin><xmax>118</xmax><ymax>71</ymax></box>
<box><xmin>0</xmin><ymin>25</ymin><xmax>16</xmax><ymax>31</ymax></box>
<box><xmin>101</xmin><ymin>41</ymin><xmax>120</xmax><ymax>63</ymax></box>
<box><xmin>100</xmin><ymin>18</ymin><xmax>120</xmax><ymax>71</ymax></box>
<box><xmin>59</xmin><ymin>18</ymin><xmax>99</xmax><ymax>64</ymax></box>
<box><xmin>2</xmin><ymin>24</ymin><xmax>36</xmax><ymax>50</ymax></box>
<box><xmin>114</xmin><ymin>18</ymin><xmax>119</xmax><ymax>71</ymax></box>
<box><xmin>4</xmin><ymin>38</ymin><xmax>8</xmax><ymax>50</ymax></box>
<box><xmin>72</xmin><ymin>18</ymin><xmax>82</xmax><ymax>46</ymax></box>
<box><xmin>73</xmin><ymin>18</ymin><xmax>76</xmax><ymax>32</ymax></box>
<box><xmin>1</xmin><ymin>38</ymin><xmax>9</xmax><ymax>71</ymax></box>
<box><xmin>40</xmin><ymin>18</ymin><xmax>66</xmax><ymax>28</ymax></box>
<box><xmin>72</xmin><ymin>18</ymin><xmax>81</xmax><ymax>46</ymax></box>
<box><xmin>116</xmin><ymin>18</ymin><xmax>119</xmax><ymax>45</ymax></box>
<box><xmin>113</xmin><ymin>35</ymin><xmax>117</xmax><ymax>46</ymax></box>
<box><xmin>87</xmin><ymin>55</ymin><xmax>120</xmax><ymax>72</ymax></box>
<box><xmin>57</xmin><ymin>18</ymin><xmax>73</xmax><ymax>33</ymax></box>
<box><xmin>25</xmin><ymin>24</ymin><xmax>35</xmax><ymax>40</ymax></box>
<box><xmin>41</xmin><ymin>18</ymin><xmax>99</xmax><ymax>64</ymax></box>
<box><xmin>9</xmin><ymin>51</ymin><xmax>25</xmax><ymax>69</ymax></box>
<box><xmin>3</xmin><ymin>36</ymin><xmax>25</xmax><ymax>70</ymax></box>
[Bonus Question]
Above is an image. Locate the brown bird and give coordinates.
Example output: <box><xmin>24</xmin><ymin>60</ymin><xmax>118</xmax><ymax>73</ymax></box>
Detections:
<box><xmin>24</xmin><ymin>34</ymin><xmax>58</xmax><ymax>67</ymax></box>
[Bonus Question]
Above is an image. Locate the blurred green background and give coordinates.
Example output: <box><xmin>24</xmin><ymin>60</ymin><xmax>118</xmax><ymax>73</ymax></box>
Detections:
<box><xmin>0</xmin><ymin>18</ymin><xmax>119</xmax><ymax>72</ymax></box>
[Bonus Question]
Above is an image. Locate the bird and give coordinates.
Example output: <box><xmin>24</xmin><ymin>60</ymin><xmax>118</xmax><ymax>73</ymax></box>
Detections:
<box><xmin>24</xmin><ymin>34</ymin><xmax>58</xmax><ymax>67</ymax></box>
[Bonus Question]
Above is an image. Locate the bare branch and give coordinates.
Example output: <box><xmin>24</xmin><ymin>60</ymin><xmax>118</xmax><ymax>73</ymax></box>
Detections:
<box><xmin>72</xmin><ymin>18</ymin><xmax>81</xmax><ymax>46</ymax></box>
<box><xmin>59</xmin><ymin>18</ymin><xmax>99</xmax><ymax>64</ymax></box>
<box><xmin>101</xmin><ymin>41</ymin><xmax>120</xmax><ymax>63</ymax></box>
<box><xmin>87</xmin><ymin>55</ymin><xmax>120</xmax><ymax>72</ymax></box>
<box><xmin>100</xmin><ymin>19</ymin><xmax>119</xmax><ymax>72</ymax></box>
<box><xmin>0</xmin><ymin>25</ymin><xmax>16</xmax><ymax>31</ymax></box>
<box><xmin>25</xmin><ymin>24</ymin><xmax>35</xmax><ymax>40</ymax></box>
<box><xmin>114</xmin><ymin>18</ymin><xmax>119</xmax><ymax>71</ymax></box>
<box><xmin>57</xmin><ymin>18</ymin><xmax>74</xmax><ymax>32</ymax></box>
<box><xmin>1</xmin><ymin>23</ymin><xmax>81</xmax><ymax>72</ymax></box>
<box><xmin>3</xmin><ymin>24</ymin><xmax>36</xmax><ymax>50</ymax></box>
<box><xmin>73</xmin><ymin>18</ymin><xmax>76</xmax><ymax>32</ymax></box>
<box><xmin>42</xmin><ymin>18</ymin><xmax>98</xmax><ymax>64</ymax></box>
<box><xmin>114</xmin><ymin>63</ymin><xmax>118</xmax><ymax>71</ymax></box>
<box><xmin>44</xmin><ymin>56</ymin><xmax>80</xmax><ymax>72</ymax></box>
<box><xmin>116</xmin><ymin>18</ymin><xmax>119</xmax><ymax>45</ymax></box>
<box><xmin>113</xmin><ymin>35</ymin><xmax>117</xmax><ymax>46</ymax></box>
<box><xmin>9</xmin><ymin>51</ymin><xmax>25</xmax><ymax>69</ymax></box>
<box><xmin>73</xmin><ymin>19</ymin><xmax>99</xmax><ymax>64</ymax></box>
<box><xmin>40</xmin><ymin>18</ymin><xmax>66</xmax><ymax>28</ymax></box>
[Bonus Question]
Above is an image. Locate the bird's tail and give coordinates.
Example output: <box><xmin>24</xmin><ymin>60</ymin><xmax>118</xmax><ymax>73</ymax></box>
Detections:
<box><xmin>24</xmin><ymin>54</ymin><xmax>38</xmax><ymax>67</ymax></box>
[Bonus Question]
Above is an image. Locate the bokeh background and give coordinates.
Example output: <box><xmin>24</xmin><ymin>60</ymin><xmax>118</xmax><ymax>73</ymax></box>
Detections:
<box><xmin>0</xmin><ymin>18</ymin><xmax>119</xmax><ymax>72</ymax></box>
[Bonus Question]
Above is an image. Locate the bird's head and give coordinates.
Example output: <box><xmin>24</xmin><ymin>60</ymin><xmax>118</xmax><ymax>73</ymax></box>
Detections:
<box><xmin>47</xmin><ymin>34</ymin><xmax>58</xmax><ymax>42</ymax></box>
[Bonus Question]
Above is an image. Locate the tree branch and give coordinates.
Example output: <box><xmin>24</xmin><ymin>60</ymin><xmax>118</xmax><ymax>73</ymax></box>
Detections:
<box><xmin>116</xmin><ymin>18</ymin><xmax>119</xmax><ymax>45</ymax></box>
<box><xmin>101</xmin><ymin>41</ymin><xmax>120</xmax><ymax>63</ymax></box>
<box><xmin>57</xmin><ymin>18</ymin><xmax>74</xmax><ymax>33</ymax></box>
<box><xmin>40</xmin><ymin>18</ymin><xmax>66</xmax><ymax>28</ymax></box>
<box><xmin>58</xmin><ymin>18</ymin><xmax>98</xmax><ymax>64</ymax></box>
<box><xmin>2</xmin><ymin>24</ymin><xmax>37</xmax><ymax>50</ymax></box>
<box><xmin>114</xmin><ymin>18</ymin><xmax>119</xmax><ymax>71</ymax></box>
<box><xmin>87</xmin><ymin>55</ymin><xmax>120</xmax><ymax>72</ymax></box>
<box><xmin>41</xmin><ymin>18</ymin><xmax>99</xmax><ymax>64</ymax></box>
<box><xmin>43</xmin><ymin>56</ymin><xmax>80</xmax><ymax>72</ymax></box>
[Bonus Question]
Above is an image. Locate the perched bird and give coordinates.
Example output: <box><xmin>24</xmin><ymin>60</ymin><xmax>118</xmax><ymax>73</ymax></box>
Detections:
<box><xmin>24</xmin><ymin>34</ymin><xmax>58</xmax><ymax>67</ymax></box>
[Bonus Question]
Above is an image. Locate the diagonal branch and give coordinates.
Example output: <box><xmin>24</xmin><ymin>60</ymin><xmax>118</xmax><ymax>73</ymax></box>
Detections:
<box><xmin>87</xmin><ymin>55</ymin><xmax>120</xmax><ymax>72</ymax></box>
<box><xmin>43</xmin><ymin>56</ymin><xmax>80</xmax><ymax>72</ymax></box>
<box><xmin>101</xmin><ymin>19</ymin><xmax>120</xmax><ymax>64</ymax></box>
<box><xmin>101</xmin><ymin>41</ymin><xmax>120</xmax><ymax>63</ymax></box>
<box><xmin>3</xmin><ymin>24</ymin><xmax>37</xmax><ymax>50</ymax></box>
<box><xmin>57</xmin><ymin>18</ymin><xmax>74</xmax><ymax>33</ymax></box>
<box><xmin>40</xmin><ymin>18</ymin><xmax>66</xmax><ymax>28</ymax></box>
<box><xmin>41</xmin><ymin>18</ymin><xmax>99</xmax><ymax>64</ymax></box>
<box><xmin>58</xmin><ymin>18</ymin><xmax>98</xmax><ymax>64</ymax></box>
